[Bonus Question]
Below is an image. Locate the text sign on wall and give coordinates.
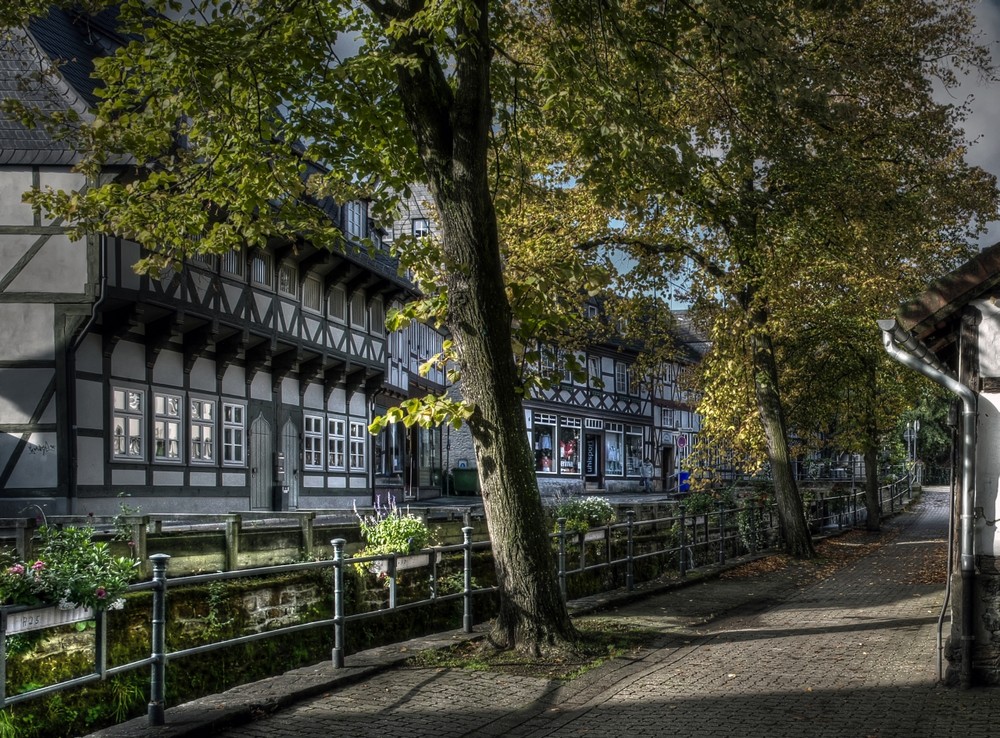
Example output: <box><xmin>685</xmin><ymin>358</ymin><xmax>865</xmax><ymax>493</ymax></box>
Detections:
<box><xmin>3</xmin><ymin>605</ymin><xmax>93</xmax><ymax>635</ymax></box>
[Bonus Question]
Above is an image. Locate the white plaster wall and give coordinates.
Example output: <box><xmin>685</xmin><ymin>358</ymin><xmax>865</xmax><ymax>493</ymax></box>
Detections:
<box><xmin>6</xmin><ymin>432</ymin><xmax>58</xmax><ymax>488</ymax></box>
<box><xmin>222</xmin><ymin>364</ymin><xmax>245</xmax><ymax>397</ymax></box>
<box><xmin>302</xmin><ymin>382</ymin><xmax>323</xmax><ymax>410</ymax></box>
<box><xmin>976</xmin><ymin>299</ymin><xmax>1000</xmax><ymax>377</ymax></box>
<box><xmin>0</xmin><ymin>169</ymin><xmax>34</xmax><ymax>225</ymax></box>
<box><xmin>281</xmin><ymin>377</ymin><xmax>299</xmax><ymax>406</ymax></box>
<box><xmin>75</xmin><ymin>378</ymin><xmax>103</xmax><ymax>430</ymax></box>
<box><xmin>77</xmin><ymin>333</ymin><xmax>102</xmax><ymax>374</ymax></box>
<box><xmin>250</xmin><ymin>371</ymin><xmax>271</xmax><ymax>401</ymax></box>
<box><xmin>111</xmin><ymin>341</ymin><xmax>144</xmax><ymax>379</ymax></box>
<box><xmin>153</xmin><ymin>348</ymin><xmax>183</xmax><ymax>386</ymax></box>
<box><xmin>76</xmin><ymin>436</ymin><xmax>104</xmax><ymax>485</ymax></box>
<box><xmin>979</xmin><ymin>392</ymin><xmax>1000</xmax><ymax>557</ymax></box>
<box><xmin>0</xmin><ymin>304</ymin><xmax>53</xmax><ymax>359</ymax></box>
<box><xmin>0</xmin><ymin>368</ymin><xmax>53</xmax><ymax>424</ymax></box>
<box><xmin>6</xmin><ymin>233</ymin><xmax>87</xmax><ymax>295</ymax></box>
<box><xmin>189</xmin><ymin>356</ymin><xmax>214</xmax><ymax>392</ymax></box>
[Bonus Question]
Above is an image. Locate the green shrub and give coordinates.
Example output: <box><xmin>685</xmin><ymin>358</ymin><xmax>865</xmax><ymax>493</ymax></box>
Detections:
<box><xmin>552</xmin><ymin>497</ymin><xmax>616</xmax><ymax>535</ymax></box>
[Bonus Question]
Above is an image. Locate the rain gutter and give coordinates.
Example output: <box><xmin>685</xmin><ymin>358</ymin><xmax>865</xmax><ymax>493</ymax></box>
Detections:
<box><xmin>878</xmin><ymin>318</ymin><xmax>977</xmax><ymax>687</ymax></box>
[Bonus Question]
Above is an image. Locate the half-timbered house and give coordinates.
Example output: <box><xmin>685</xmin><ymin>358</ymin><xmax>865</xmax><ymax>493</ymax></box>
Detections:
<box><xmin>0</xmin><ymin>10</ymin><xmax>414</xmax><ymax>516</ymax></box>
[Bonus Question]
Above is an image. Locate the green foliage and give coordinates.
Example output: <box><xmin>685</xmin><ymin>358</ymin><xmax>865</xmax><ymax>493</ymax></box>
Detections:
<box><xmin>681</xmin><ymin>489</ymin><xmax>734</xmax><ymax>517</ymax></box>
<box><xmin>0</xmin><ymin>526</ymin><xmax>138</xmax><ymax>610</ymax></box>
<box><xmin>552</xmin><ymin>497</ymin><xmax>616</xmax><ymax>536</ymax></box>
<box><xmin>354</xmin><ymin>497</ymin><xmax>431</xmax><ymax>578</ymax></box>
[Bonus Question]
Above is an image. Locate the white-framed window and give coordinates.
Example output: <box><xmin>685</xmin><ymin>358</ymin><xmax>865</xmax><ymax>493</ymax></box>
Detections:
<box><xmin>303</xmin><ymin>275</ymin><xmax>322</xmax><ymax>313</ymax></box>
<box><xmin>586</xmin><ymin>304</ymin><xmax>599</xmax><ymax>319</ymax></box>
<box><xmin>222</xmin><ymin>402</ymin><xmax>246</xmax><ymax>466</ymax></box>
<box><xmin>221</xmin><ymin>248</ymin><xmax>244</xmax><ymax>278</ymax></box>
<box><xmin>112</xmin><ymin>387</ymin><xmax>145</xmax><ymax>461</ymax></box>
<box><xmin>369</xmin><ymin>297</ymin><xmax>385</xmax><ymax>335</ymax></box>
<box><xmin>304</xmin><ymin>415</ymin><xmax>324</xmax><ymax>469</ymax></box>
<box><xmin>588</xmin><ymin>356</ymin><xmax>602</xmax><ymax>389</ymax></box>
<box><xmin>277</xmin><ymin>262</ymin><xmax>298</xmax><ymax>297</ymax></box>
<box><xmin>615</xmin><ymin>362</ymin><xmax>628</xmax><ymax>395</ymax></box>
<box><xmin>250</xmin><ymin>251</ymin><xmax>273</xmax><ymax>288</ymax></box>
<box><xmin>412</xmin><ymin>218</ymin><xmax>430</xmax><ymax>238</ymax></box>
<box><xmin>190</xmin><ymin>398</ymin><xmax>215</xmax><ymax>464</ymax></box>
<box><xmin>345</xmin><ymin>201</ymin><xmax>365</xmax><ymax>240</ymax></box>
<box><xmin>349</xmin><ymin>421</ymin><xmax>366</xmax><ymax>470</ymax></box>
<box><xmin>558</xmin><ymin>417</ymin><xmax>581</xmax><ymax>475</ymax></box>
<box><xmin>605</xmin><ymin>422</ymin><xmax>624</xmax><ymax>477</ymax></box>
<box><xmin>153</xmin><ymin>392</ymin><xmax>182</xmax><ymax>462</ymax></box>
<box><xmin>328</xmin><ymin>285</ymin><xmax>347</xmax><ymax>323</ymax></box>
<box><xmin>327</xmin><ymin>418</ymin><xmax>345</xmax><ymax>470</ymax></box>
<box><xmin>350</xmin><ymin>292</ymin><xmax>367</xmax><ymax>330</ymax></box>
<box><xmin>625</xmin><ymin>425</ymin><xmax>643</xmax><ymax>476</ymax></box>
<box><xmin>532</xmin><ymin>412</ymin><xmax>557</xmax><ymax>473</ymax></box>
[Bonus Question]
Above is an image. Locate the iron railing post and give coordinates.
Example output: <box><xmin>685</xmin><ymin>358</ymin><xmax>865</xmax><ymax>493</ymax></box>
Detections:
<box><xmin>331</xmin><ymin>538</ymin><xmax>346</xmax><ymax>668</ymax></box>
<box><xmin>626</xmin><ymin>510</ymin><xmax>635</xmax><ymax>592</ymax></box>
<box><xmin>718</xmin><ymin>502</ymin><xmax>726</xmax><ymax>565</ymax></box>
<box><xmin>147</xmin><ymin>553</ymin><xmax>170</xmax><ymax>727</ymax></box>
<box><xmin>557</xmin><ymin>518</ymin><xmax>567</xmax><ymax>601</ymax></box>
<box><xmin>679</xmin><ymin>505</ymin><xmax>687</xmax><ymax>577</ymax></box>
<box><xmin>462</xmin><ymin>526</ymin><xmax>473</xmax><ymax>633</ymax></box>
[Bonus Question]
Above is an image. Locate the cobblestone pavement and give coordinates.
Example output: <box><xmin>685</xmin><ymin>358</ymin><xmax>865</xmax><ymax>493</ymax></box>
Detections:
<box><xmin>194</xmin><ymin>488</ymin><xmax>1000</xmax><ymax>738</ymax></box>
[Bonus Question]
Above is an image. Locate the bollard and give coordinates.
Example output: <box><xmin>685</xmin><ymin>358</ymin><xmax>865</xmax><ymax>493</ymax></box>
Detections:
<box><xmin>331</xmin><ymin>538</ymin><xmax>346</xmax><ymax>668</ymax></box>
<box><xmin>148</xmin><ymin>553</ymin><xmax>170</xmax><ymax>727</ymax></box>
<box><xmin>462</xmin><ymin>526</ymin><xmax>473</xmax><ymax>633</ymax></box>
<box><xmin>626</xmin><ymin>510</ymin><xmax>635</xmax><ymax>592</ymax></box>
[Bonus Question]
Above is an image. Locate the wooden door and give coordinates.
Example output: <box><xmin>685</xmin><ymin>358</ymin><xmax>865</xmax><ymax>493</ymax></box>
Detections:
<box><xmin>249</xmin><ymin>412</ymin><xmax>272</xmax><ymax>510</ymax></box>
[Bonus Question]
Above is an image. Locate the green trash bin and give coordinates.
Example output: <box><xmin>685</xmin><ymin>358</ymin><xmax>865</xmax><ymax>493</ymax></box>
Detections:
<box><xmin>451</xmin><ymin>468</ymin><xmax>479</xmax><ymax>496</ymax></box>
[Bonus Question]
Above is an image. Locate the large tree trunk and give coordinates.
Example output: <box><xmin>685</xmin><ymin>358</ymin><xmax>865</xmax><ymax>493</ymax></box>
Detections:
<box><xmin>750</xmin><ymin>328</ymin><xmax>815</xmax><ymax>559</ymax></box>
<box><xmin>387</xmin><ymin>0</ymin><xmax>576</xmax><ymax>653</ymax></box>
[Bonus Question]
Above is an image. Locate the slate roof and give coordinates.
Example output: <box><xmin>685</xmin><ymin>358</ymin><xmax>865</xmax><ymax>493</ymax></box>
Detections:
<box><xmin>0</xmin><ymin>8</ymin><xmax>104</xmax><ymax>166</ymax></box>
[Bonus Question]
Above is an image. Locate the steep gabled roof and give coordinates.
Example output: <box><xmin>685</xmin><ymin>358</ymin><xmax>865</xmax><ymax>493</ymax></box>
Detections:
<box><xmin>899</xmin><ymin>242</ymin><xmax>1000</xmax><ymax>335</ymax></box>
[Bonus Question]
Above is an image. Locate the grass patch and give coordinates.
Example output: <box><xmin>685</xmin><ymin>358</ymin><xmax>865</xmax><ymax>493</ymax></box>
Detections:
<box><xmin>405</xmin><ymin>619</ymin><xmax>656</xmax><ymax>681</ymax></box>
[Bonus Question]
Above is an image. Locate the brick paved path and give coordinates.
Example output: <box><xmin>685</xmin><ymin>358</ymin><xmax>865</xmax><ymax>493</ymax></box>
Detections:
<box><xmin>212</xmin><ymin>488</ymin><xmax>1000</xmax><ymax>738</ymax></box>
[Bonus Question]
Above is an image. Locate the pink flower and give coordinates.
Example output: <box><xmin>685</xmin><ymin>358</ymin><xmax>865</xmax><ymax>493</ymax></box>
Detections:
<box><xmin>95</xmin><ymin>587</ymin><xmax>107</xmax><ymax>599</ymax></box>
<box><xmin>7</xmin><ymin>564</ymin><xmax>25</xmax><ymax>576</ymax></box>
<box><xmin>31</xmin><ymin>560</ymin><xmax>45</xmax><ymax>572</ymax></box>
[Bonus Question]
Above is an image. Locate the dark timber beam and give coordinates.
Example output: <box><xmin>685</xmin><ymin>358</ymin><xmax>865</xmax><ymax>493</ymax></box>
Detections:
<box><xmin>183</xmin><ymin>320</ymin><xmax>219</xmax><ymax>375</ymax></box>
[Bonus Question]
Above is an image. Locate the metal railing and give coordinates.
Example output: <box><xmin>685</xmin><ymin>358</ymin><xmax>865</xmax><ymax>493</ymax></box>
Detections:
<box><xmin>1</xmin><ymin>469</ymin><xmax>919</xmax><ymax>727</ymax></box>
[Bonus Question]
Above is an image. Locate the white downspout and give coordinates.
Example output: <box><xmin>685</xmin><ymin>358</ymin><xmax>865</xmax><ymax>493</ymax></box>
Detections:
<box><xmin>878</xmin><ymin>319</ymin><xmax>977</xmax><ymax>687</ymax></box>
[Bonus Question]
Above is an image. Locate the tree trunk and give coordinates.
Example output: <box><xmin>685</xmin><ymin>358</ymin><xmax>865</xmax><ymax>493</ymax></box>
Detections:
<box><xmin>750</xmin><ymin>329</ymin><xmax>815</xmax><ymax>559</ymax></box>
<box><xmin>863</xmin><ymin>445</ymin><xmax>881</xmax><ymax>531</ymax></box>
<box><xmin>387</xmin><ymin>0</ymin><xmax>576</xmax><ymax>653</ymax></box>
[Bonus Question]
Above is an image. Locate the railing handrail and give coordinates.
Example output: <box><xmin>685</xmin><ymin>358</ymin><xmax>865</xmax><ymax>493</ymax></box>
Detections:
<box><xmin>1</xmin><ymin>478</ymin><xmax>919</xmax><ymax>727</ymax></box>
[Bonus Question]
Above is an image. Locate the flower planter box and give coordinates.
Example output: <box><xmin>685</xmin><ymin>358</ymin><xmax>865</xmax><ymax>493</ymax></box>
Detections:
<box><xmin>2</xmin><ymin>604</ymin><xmax>94</xmax><ymax>635</ymax></box>
<box><xmin>369</xmin><ymin>552</ymin><xmax>441</xmax><ymax>576</ymax></box>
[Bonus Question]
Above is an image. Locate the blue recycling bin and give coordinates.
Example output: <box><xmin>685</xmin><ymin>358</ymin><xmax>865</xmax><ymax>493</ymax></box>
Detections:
<box><xmin>678</xmin><ymin>471</ymin><xmax>690</xmax><ymax>493</ymax></box>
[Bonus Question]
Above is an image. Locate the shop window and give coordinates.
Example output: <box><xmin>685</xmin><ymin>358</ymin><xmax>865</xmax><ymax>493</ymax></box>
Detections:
<box><xmin>605</xmin><ymin>422</ymin><xmax>623</xmax><ymax>476</ymax></box>
<box><xmin>558</xmin><ymin>417</ymin><xmax>581</xmax><ymax>475</ymax></box>
<box><xmin>533</xmin><ymin>412</ymin><xmax>556</xmax><ymax>473</ymax></box>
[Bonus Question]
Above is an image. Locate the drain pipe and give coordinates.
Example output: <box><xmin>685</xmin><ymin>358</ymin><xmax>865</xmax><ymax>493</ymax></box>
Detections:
<box><xmin>878</xmin><ymin>319</ymin><xmax>977</xmax><ymax>687</ymax></box>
